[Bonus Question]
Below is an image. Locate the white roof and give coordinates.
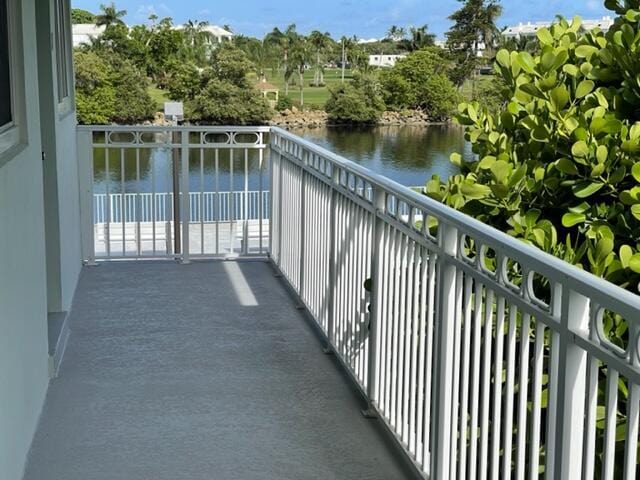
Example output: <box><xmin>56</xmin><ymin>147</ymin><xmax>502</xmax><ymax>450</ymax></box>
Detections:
<box><xmin>503</xmin><ymin>16</ymin><xmax>614</xmax><ymax>37</ymax></box>
<box><xmin>175</xmin><ymin>24</ymin><xmax>233</xmax><ymax>37</ymax></box>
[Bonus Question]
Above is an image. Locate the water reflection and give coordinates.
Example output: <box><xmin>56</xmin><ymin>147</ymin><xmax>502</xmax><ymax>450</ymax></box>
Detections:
<box><xmin>293</xmin><ymin>125</ymin><xmax>471</xmax><ymax>187</ymax></box>
<box><xmin>92</xmin><ymin>125</ymin><xmax>471</xmax><ymax>194</ymax></box>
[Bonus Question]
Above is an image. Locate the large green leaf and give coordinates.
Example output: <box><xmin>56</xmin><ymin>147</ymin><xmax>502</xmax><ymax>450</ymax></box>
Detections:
<box><xmin>550</xmin><ymin>86</ymin><xmax>570</xmax><ymax>110</ymax></box>
<box><xmin>575</xmin><ymin>45</ymin><xmax>599</xmax><ymax>59</ymax></box>
<box><xmin>516</xmin><ymin>52</ymin><xmax>537</xmax><ymax>74</ymax></box>
<box><xmin>571</xmin><ymin>141</ymin><xmax>590</xmax><ymax>158</ymax></box>
<box><xmin>632</xmin><ymin>163</ymin><xmax>640</xmax><ymax>182</ymax></box>
<box><xmin>576</xmin><ymin>80</ymin><xmax>595</xmax><ymax>99</ymax></box>
<box><xmin>536</xmin><ymin>28</ymin><xmax>554</xmax><ymax>46</ymax></box>
<box><xmin>572</xmin><ymin>181</ymin><xmax>604</xmax><ymax>198</ymax></box>
<box><xmin>562</xmin><ymin>212</ymin><xmax>586</xmax><ymax>227</ymax></box>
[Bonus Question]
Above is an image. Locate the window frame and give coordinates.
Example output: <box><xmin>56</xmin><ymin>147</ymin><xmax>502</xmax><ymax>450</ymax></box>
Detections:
<box><xmin>0</xmin><ymin>0</ymin><xmax>26</xmax><ymax>165</ymax></box>
<box><xmin>54</xmin><ymin>0</ymin><xmax>73</xmax><ymax>117</ymax></box>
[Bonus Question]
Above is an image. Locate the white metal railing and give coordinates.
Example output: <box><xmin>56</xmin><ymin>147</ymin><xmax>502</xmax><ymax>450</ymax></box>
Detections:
<box><xmin>77</xmin><ymin>124</ymin><xmax>640</xmax><ymax>478</ymax></box>
<box><xmin>268</xmin><ymin>127</ymin><xmax>640</xmax><ymax>480</ymax></box>
<box><xmin>94</xmin><ymin>191</ymin><xmax>270</xmax><ymax>224</ymax></box>
<box><xmin>77</xmin><ymin>126</ymin><xmax>271</xmax><ymax>260</ymax></box>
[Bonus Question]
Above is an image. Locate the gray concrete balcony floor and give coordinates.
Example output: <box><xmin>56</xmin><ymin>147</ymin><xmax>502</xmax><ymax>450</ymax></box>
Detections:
<box><xmin>24</xmin><ymin>260</ymin><xmax>413</xmax><ymax>480</ymax></box>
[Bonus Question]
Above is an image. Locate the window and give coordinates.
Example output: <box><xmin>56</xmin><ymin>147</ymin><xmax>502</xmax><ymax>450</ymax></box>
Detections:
<box><xmin>0</xmin><ymin>0</ymin><xmax>12</xmax><ymax>129</ymax></box>
<box><xmin>0</xmin><ymin>0</ymin><xmax>25</xmax><ymax>162</ymax></box>
<box><xmin>54</xmin><ymin>0</ymin><xmax>72</xmax><ymax>107</ymax></box>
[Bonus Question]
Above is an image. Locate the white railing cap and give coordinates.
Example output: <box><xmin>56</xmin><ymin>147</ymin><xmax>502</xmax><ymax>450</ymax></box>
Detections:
<box><xmin>271</xmin><ymin>126</ymin><xmax>640</xmax><ymax>318</ymax></box>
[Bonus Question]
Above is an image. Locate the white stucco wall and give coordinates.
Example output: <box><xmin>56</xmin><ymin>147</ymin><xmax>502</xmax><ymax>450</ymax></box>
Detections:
<box><xmin>0</xmin><ymin>0</ymin><xmax>55</xmax><ymax>478</ymax></box>
<box><xmin>56</xmin><ymin>112</ymin><xmax>82</xmax><ymax>310</ymax></box>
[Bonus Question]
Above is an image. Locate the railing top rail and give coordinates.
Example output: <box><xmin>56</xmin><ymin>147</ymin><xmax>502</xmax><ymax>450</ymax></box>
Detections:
<box><xmin>270</xmin><ymin>126</ymin><xmax>640</xmax><ymax>317</ymax></box>
<box><xmin>77</xmin><ymin>125</ymin><xmax>272</xmax><ymax>133</ymax></box>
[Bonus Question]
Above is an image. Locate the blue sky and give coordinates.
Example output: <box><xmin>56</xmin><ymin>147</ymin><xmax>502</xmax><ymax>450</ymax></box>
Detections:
<box><xmin>72</xmin><ymin>0</ymin><xmax>611</xmax><ymax>39</ymax></box>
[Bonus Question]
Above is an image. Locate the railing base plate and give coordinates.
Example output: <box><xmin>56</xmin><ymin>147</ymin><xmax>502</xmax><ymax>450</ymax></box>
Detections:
<box><xmin>361</xmin><ymin>408</ymin><xmax>377</xmax><ymax>419</ymax></box>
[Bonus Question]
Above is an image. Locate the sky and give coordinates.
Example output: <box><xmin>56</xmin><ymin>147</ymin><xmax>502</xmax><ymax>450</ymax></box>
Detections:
<box><xmin>72</xmin><ymin>0</ymin><xmax>612</xmax><ymax>39</ymax></box>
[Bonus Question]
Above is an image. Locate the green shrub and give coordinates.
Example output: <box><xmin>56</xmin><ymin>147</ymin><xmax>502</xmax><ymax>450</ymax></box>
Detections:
<box><xmin>427</xmin><ymin>15</ymin><xmax>640</xmax><ymax>293</ymax></box>
<box><xmin>74</xmin><ymin>50</ymin><xmax>156</xmax><ymax>124</ymax></box>
<box><xmin>380</xmin><ymin>48</ymin><xmax>460</xmax><ymax>121</ymax></box>
<box><xmin>324</xmin><ymin>81</ymin><xmax>385</xmax><ymax>124</ymax></box>
<box><xmin>275</xmin><ymin>96</ymin><xmax>294</xmax><ymax>112</ymax></box>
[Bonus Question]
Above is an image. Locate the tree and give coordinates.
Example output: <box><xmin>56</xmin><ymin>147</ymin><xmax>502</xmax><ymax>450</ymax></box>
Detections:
<box><xmin>402</xmin><ymin>25</ymin><xmax>436</xmax><ymax>52</ymax></box>
<box><xmin>71</xmin><ymin>8</ymin><xmax>96</xmax><ymax>24</ymax></box>
<box><xmin>289</xmin><ymin>37</ymin><xmax>311</xmax><ymax>106</ymax></box>
<box><xmin>386</xmin><ymin>25</ymin><xmax>406</xmax><ymax>42</ymax></box>
<box><xmin>182</xmin><ymin>20</ymin><xmax>213</xmax><ymax>66</ymax></box>
<box><xmin>95</xmin><ymin>2</ymin><xmax>126</xmax><ymax>28</ymax></box>
<box><xmin>264</xmin><ymin>25</ymin><xmax>299</xmax><ymax>96</ymax></box>
<box><xmin>446</xmin><ymin>0</ymin><xmax>503</xmax><ymax>85</ymax></box>
<box><xmin>380</xmin><ymin>48</ymin><xmax>460</xmax><ymax>121</ymax></box>
<box><xmin>325</xmin><ymin>75</ymin><xmax>385</xmax><ymax>124</ymax></box>
<box><xmin>74</xmin><ymin>51</ymin><xmax>116</xmax><ymax>124</ymax></box>
<box><xmin>183</xmin><ymin>44</ymin><xmax>271</xmax><ymax>124</ymax></box>
<box><xmin>308</xmin><ymin>31</ymin><xmax>333</xmax><ymax>86</ymax></box>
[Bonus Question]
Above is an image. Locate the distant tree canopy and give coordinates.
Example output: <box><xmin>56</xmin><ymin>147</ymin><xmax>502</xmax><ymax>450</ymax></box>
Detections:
<box><xmin>446</xmin><ymin>0</ymin><xmax>503</xmax><ymax>85</ymax></box>
<box><xmin>179</xmin><ymin>45</ymin><xmax>271</xmax><ymax>125</ymax></box>
<box><xmin>74</xmin><ymin>50</ymin><xmax>156</xmax><ymax>124</ymax></box>
<box><xmin>71</xmin><ymin>8</ymin><xmax>96</xmax><ymax>24</ymax></box>
<box><xmin>380</xmin><ymin>48</ymin><xmax>460</xmax><ymax>121</ymax></box>
<box><xmin>325</xmin><ymin>74</ymin><xmax>385</xmax><ymax>124</ymax></box>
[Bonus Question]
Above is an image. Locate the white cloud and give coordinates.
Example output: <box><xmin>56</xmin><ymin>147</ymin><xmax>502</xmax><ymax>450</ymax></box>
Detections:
<box><xmin>135</xmin><ymin>3</ymin><xmax>173</xmax><ymax>23</ymax></box>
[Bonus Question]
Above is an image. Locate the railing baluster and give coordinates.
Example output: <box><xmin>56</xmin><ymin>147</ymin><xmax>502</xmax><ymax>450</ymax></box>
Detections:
<box><xmin>432</xmin><ymin>221</ymin><xmax>459</xmax><ymax>480</ymax></box>
<box><xmin>180</xmin><ymin>129</ymin><xmax>190</xmax><ymax>263</ymax></box>
<box><xmin>552</xmin><ymin>288</ymin><xmax>590</xmax><ymax>479</ymax></box>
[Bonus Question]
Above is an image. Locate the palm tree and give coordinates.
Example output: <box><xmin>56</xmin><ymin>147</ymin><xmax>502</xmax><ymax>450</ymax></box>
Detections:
<box><xmin>95</xmin><ymin>2</ymin><xmax>126</xmax><ymax>27</ymax></box>
<box><xmin>264</xmin><ymin>25</ymin><xmax>299</xmax><ymax>96</ymax></box>
<box><xmin>308</xmin><ymin>31</ymin><xmax>333</xmax><ymax>86</ymax></box>
<box><xmin>290</xmin><ymin>37</ymin><xmax>311</xmax><ymax>106</ymax></box>
<box><xmin>404</xmin><ymin>25</ymin><xmax>436</xmax><ymax>51</ymax></box>
<box><xmin>386</xmin><ymin>25</ymin><xmax>406</xmax><ymax>42</ymax></box>
<box><xmin>478</xmin><ymin>1</ymin><xmax>503</xmax><ymax>58</ymax></box>
<box><xmin>183</xmin><ymin>20</ymin><xmax>213</xmax><ymax>64</ymax></box>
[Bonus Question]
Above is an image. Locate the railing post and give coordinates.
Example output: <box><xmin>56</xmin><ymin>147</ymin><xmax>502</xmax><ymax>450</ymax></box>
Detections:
<box><xmin>277</xmin><ymin>146</ymin><xmax>284</xmax><ymax>269</ymax></box>
<box><xmin>325</xmin><ymin>165</ymin><xmax>341</xmax><ymax>352</ymax></box>
<box><xmin>363</xmin><ymin>186</ymin><xmax>386</xmax><ymax>417</ymax></box>
<box><xmin>180</xmin><ymin>129</ymin><xmax>190</xmax><ymax>264</ymax></box>
<box><xmin>298</xmin><ymin>151</ymin><xmax>306</xmax><ymax>300</ymax></box>
<box><xmin>551</xmin><ymin>287</ymin><xmax>589</xmax><ymax>479</ymax></box>
<box><xmin>76</xmin><ymin>129</ymin><xmax>96</xmax><ymax>265</ymax></box>
<box><xmin>432</xmin><ymin>222</ymin><xmax>459</xmax><ymax>480</ymax></box>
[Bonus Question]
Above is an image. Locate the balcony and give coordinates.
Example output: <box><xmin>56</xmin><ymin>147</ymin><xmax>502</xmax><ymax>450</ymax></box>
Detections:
<box><xmin>24</xmin><ymin>260</ymin><xmax>411</xmax><ymax>480</ymax></box>
<box><xmin>24</xmin><ymin>126</ymin><xmax>640</xmax><ymax>478</ymax></box>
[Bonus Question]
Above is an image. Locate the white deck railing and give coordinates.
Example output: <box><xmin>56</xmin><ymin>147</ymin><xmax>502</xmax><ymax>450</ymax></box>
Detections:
<box><xmin>77</xmin><ymin>126</ymin><xmax>271</xmax><ymax>259</ymax></box>
<box><xmin>269</xmin><ymin>127</ymin><xmax>640</xmax><ymax>480</ymax></box>
<box><xmin>77</xmin><ymin>125</ymin><xmax>640</xmax><ymax>479</ymax></box>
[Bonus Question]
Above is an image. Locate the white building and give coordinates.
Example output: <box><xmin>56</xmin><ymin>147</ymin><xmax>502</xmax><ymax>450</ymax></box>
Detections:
<box><xmin>503</xmin><ymin>16</ymin><xmax>615</xmax><ymax>38</ymax></box>
<box><xmin>71</xmin><ymin>23</ymin><xmax>105</xmax><ymax>47</ymax></box>
<box><xmin>174</xmin><ymin>23</ymin><xmax>234</xmax><ymax>43</ymax></box>
<box><xmin>368</xmin><ymin>54</ymin><xmax>407</xmax><ymax>67</ymax></box>
<box><xmin>71</xmin><ymin>23</ymin><xmax>233</xmax><ymax>48</ymax></box>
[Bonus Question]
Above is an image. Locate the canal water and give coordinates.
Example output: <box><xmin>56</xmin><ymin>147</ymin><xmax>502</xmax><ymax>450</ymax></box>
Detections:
<box><xmin>92</xmin><ymin>125</ymin><xmax>472</xmax><ymax>194</ymax></box>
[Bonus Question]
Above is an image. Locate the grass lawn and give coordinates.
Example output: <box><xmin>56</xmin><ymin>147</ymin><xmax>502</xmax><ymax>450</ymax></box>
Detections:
<box><xmin>461</xmin><ymin>74</ymin><xmax>496</xmax><ymax>101</ymax></box>
<box><xmin>148</xmin><ymin>85</ymin><xmax>170</xmax><ymax>110</ymax></box>
<box><xmin>262</xmin><ymin>67</ymin><xmax>354</xmax><ymax>108</ymax></box>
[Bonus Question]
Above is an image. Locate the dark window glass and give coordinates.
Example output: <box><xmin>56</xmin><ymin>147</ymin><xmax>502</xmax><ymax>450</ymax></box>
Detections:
<box><xmin>0</xmin><ymin>0</ymin><xmax>12</xmax><ymax>127</ymax></box>
<box><xmin>54</xmin><ymin>0</ymin><xmax>69</xmax><ymax>101</ymax></box>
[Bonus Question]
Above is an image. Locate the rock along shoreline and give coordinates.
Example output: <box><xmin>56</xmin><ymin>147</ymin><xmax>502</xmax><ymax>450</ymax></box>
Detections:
<box><xmin>268</xmin><ymin>107</ymin><xmax>448</xmax><ymax>128</ymax></box>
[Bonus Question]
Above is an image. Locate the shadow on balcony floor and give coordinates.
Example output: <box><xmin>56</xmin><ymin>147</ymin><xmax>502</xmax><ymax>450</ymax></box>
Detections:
<box><xmin>24</xmin><ymin>260</ymin><xmax>412</xmax><ymax>480</ymax></box>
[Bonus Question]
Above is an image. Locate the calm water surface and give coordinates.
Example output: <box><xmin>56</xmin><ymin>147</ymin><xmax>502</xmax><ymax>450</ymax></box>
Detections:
<box><xmin>93</xmin><ymin>125</ymin><xmax>472</xmax><ymax>193</ymax></box>
<box><xmin>292</xmin><ymin>125</ymin><xmax>471</xmax><ymax>187</ymax></box>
